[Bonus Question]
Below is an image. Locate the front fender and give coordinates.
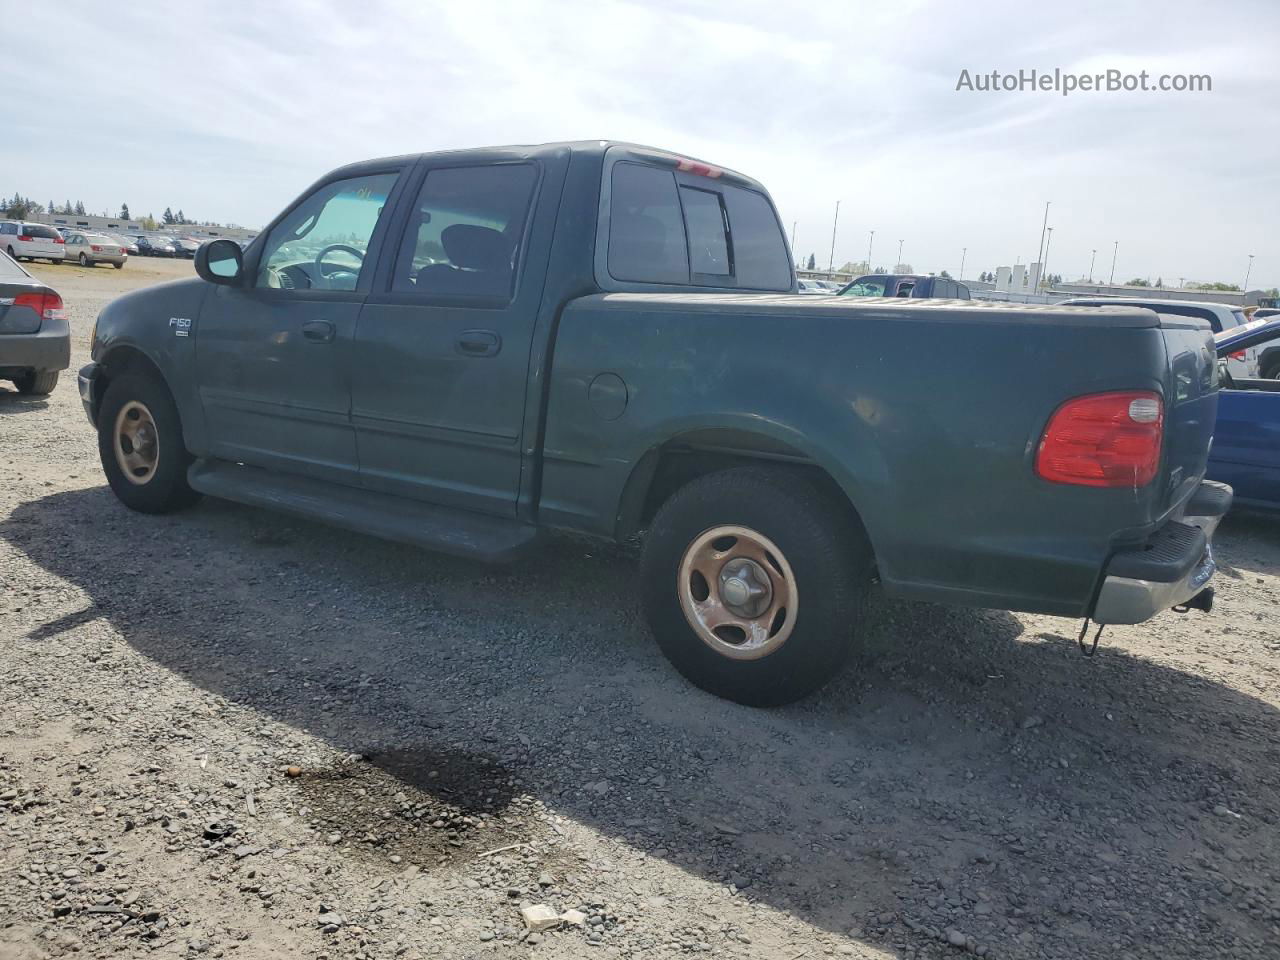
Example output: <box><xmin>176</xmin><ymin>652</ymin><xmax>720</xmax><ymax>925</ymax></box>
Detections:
<box><xmin>93</xmin><ymin>277</ymin><xmax>211</xmax><ymax>450</ymax></box>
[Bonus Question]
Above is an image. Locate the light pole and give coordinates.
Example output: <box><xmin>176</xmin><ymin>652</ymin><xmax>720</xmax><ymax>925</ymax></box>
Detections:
<box><xmin>827</xmin><ymin>200</ymin><xmax>840</xmax><ymax>278</ymax></box>
<box><xmin>897</xmin><ymin>239</ymin><xmax>904</xmax><ymax>269</ymax></box>
<box><xmin>1109</xmin><ymin>241</ymin><xmax>1119</xmax><ymax>285</ymax></box>
<box><xmin>867</xmin><ymin>230</ymin><xmax>875</xmax><ymax>273</ymax></box>
<box><xmin>1042</xmin><ymin>228</ymin><xmax>1053</xmax><ymax>293</ymax></box>
<box><xmin>1243</xmin><ymin>254</ymin><xmax>1255</xmax><ymax>292</ymax></box>
<box><xmin>959</xmin><ymin>247</ymin><xmax>967</xmax><ymax>282</ymax></box>
<box><xmin>1035</xmin><ymin>201</ymin><xmax>1050</xmax><ymax>283</ymax></box>
<box><xmin>1089</xmin><ymin>249</ymin><xmax>1096</xmax><ymax>283</ymax></box>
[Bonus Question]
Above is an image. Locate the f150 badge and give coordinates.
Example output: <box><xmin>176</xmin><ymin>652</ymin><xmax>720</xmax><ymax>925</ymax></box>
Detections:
<box><xmin>169</xmin><ymin>317</ymin><xmax>192</xmax><ymax>337</ymax></box>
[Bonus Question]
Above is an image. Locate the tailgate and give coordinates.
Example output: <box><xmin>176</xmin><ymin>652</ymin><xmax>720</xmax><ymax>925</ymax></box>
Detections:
<box><xmin>1157</xmin><ymin>312</ymin><xmax>1219</xmax><ymax>513</ymax></box>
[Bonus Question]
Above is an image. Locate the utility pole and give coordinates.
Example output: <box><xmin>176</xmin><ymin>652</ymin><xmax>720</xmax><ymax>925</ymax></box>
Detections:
<box><xmin>1034</xmin><ymin>201</ymin><xmax>1050</xmax><ymax>289</ymax></box>
<box><xmin>1042</xmin><ymin>228</ymin><xmax>1053</xmax><ymax>294</ymax></box>
<box><xmin>1089</xmin><ymin>249</ymin><xmax>1096</xmax><ymax>283</ymax></box>
<box><xmin>959</xmin><ymin>247</ymin><xmax>967</xmax><ymax>281</ymax></box>
<box><xmin>867</xmin><ymin>230</ymin><xmax>875</xmax><ymax>273</ymax></box>
<box><xmin>827</xmin><ymin>201</ymin><xmax>840</xmax><ymax>278</ymax></box>
<box><xmin>1243</xmin><ymin>254</ymin><xmax>1255</xmax><ymax>292</ymax></box>
<box><xmin>897</xmin><ymin>239</ymin><xmax>904</xmax><ymax>269</ymax></box>
<box><xmin>1109</xmin><ymin>241</ymin><xmax>1119</xmax><ymax>285</ymax></box>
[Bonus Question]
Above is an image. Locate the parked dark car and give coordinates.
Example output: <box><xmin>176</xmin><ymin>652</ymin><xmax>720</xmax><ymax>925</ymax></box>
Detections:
<box><xmin>77</xmin><ymin>140</ymin><xmax>1228</xmax><ymax>705</ymax></box>
<box><xmin>0</xmin><ymin>249</ymin><xmax>69</xmax><ymax>395</ymax></box>
<box><xmin>1209</xmin><ymin>317</ymin><xmax>1280</xmax><ymax>509</ymax></box>
<box><xmin>840</xmin><ymin>274</ymin><xmax>971</xmax><ymax>298</ymax></box>
<box><xmin>169</xmin><ymin>237</ymin><xmax>201</xmax><ymax>258</ymax></box>
<box><xmin>136</xmin><ymin>235</ymin><xmax>176</xmax><ymax>257</ymax></box>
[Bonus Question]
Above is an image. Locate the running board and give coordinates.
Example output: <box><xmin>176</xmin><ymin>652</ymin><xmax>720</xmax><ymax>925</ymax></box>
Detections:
<box><xmin>187</xmin><ymin>459</ymin><xmax>539</xmax><ymax>563</ymax></box>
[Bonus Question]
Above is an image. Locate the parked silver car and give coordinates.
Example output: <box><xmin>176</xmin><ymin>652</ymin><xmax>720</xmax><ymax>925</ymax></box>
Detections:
<box><xmin>64</xmin><ymin>232</ymin><xmax>127</xmax><ymax>269</ymax></box>
<box><xmin>0</xmin><ymin>221</ymin><xmax>66</xmax><ymax>263</ymax></box>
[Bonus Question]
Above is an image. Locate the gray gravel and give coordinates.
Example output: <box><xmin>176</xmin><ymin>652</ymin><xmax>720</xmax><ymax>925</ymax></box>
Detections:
<box><xmin>2</xmin><ymin>258</ymin><xmax>1279</xmax><ymax>959</ymax></box>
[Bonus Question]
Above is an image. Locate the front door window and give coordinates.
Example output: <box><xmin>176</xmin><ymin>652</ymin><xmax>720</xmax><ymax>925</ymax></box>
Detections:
<box><xmin>255</xmin><ymin>173</ymin><xmax>398</xmax><ymax>292</ymax></box>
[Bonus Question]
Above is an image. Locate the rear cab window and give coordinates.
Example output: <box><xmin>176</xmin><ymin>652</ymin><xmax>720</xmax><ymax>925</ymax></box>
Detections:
<box><xmin>601</xmin><ymin>151</ymin><xmax>791</xmax><ymax>291</ymax></box>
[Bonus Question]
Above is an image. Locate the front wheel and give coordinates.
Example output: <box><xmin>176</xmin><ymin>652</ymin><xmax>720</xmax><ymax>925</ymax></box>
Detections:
<box><xmin>97</xmin><ymin>372</ymin><xmax>201</xmax><ymax>513</ymax></box>
<box><xmin>640</xmin><ymin>467</ymin><xmax>871</xmax><ymax>706</ymax></box>
<box><xmin>79</xmin><ymin>253</ymin><xmax>89</xmax><ymax>266</ymax></box>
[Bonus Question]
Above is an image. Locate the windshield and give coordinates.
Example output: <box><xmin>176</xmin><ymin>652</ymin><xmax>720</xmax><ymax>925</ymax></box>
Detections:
<box><xmin>841</xmin><ymin>276</ymin><xmax>887</xmax><ymax>297</ymax></box>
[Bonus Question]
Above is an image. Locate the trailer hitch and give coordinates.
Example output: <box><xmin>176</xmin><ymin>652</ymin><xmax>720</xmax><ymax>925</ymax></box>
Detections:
<box><xmin>1076</xmin><ymin>619</ymin><xmax>1105</xmax><ymax>657</ymax></box>
<box><xmin>1172</xmin><ymin>585</ymin><xmax>1214</xmax><ymax>615</ymax></box>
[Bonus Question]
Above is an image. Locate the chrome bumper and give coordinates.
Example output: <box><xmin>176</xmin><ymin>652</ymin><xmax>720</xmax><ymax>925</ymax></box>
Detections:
<box><xmin>1092</xmin><ymin>480</ymin><xmax>1231</xmax><ymax>625</ymax></box>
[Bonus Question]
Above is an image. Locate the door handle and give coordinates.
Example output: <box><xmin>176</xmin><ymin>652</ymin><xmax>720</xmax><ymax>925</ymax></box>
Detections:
<box><xmin>302</xmin><ymin>320</ymin><xmax>335</xmax><ymax>343</ymax></box>
<box><xmin>456</xmin><ymin>329</ymin><xmax>501</xmax><ymax>357</ymax></box>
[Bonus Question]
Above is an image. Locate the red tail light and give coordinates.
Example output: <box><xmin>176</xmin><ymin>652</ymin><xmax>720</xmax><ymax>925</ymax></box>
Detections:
<box><xmin>674</xmin><ymin>158</ymin><xmax>723</xmax><ymax>178</ymax></box>
<box><xmin>1227</xmin><ymin>350</ymin><xmax>1246</xmax><ymax>361</ymax></box>
<box><xmin>18</xmin><ymin>234</ymin><xmax>32</xmax><ymax>242</ymax></box>
<box><xmin>91</xmin><ymin>245</ymin><xmax>103</xmax><ymax>252</ymax></box>
<box><xmin>1036</xmin><ymin>390</ymin><xmax>1164</xmax><ymax>487</ymax></box>
<box><xmin>54</xmin><ymin>236</ymin><xmax>65</xmax><ymax>244</ymax></box>
<box><xmin>13</xmin><ymin>291</ymin><xmax>66</xmax><ymax>321</ymax></box>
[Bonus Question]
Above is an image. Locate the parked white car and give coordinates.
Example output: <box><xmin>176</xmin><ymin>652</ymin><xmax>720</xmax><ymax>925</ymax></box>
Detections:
<box><xmin>1060</xmin><ymin>297</ymin><xmax>1260</xmax><ymax>378</ymax></box>
<box><xmin>0</xmin><ymin>221</ymin><xmax>66</xmax><ymax>263</ymax></box>
<box><xmin>63</xmin><ymin>232</ymin><xmax>127</xmax><ymax>269</ymax></box>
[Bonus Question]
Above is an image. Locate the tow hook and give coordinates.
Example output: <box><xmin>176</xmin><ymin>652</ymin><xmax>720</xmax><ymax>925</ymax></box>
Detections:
<box><xmin>1076</xmin><ymin>619</ymin><xmax>1105</xmax><ymax>657</ymax></box>
<box><xmin>1173</xmin><ymin>586</ymin><xmax>1214</xmax><ymax>615</ymax></box>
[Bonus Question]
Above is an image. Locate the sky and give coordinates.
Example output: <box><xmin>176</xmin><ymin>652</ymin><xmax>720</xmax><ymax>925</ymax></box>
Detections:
<box><xmin>3</xmin><ymin>0</ymin><xmax>1278</xmax><ymax>288</ymax></box>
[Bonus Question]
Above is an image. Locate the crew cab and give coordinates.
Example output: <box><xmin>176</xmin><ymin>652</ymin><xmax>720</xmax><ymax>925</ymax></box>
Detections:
<box><xmin>77</xmin><ymin>141</ymin><xmax>1229</xmax><ymax>705</ymax></box>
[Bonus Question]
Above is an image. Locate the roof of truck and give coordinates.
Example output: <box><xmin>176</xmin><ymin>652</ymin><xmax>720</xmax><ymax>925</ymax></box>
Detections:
<box><xmin>328</xmin><ymin>141</ymin><xmax>761</xmax><ymax>189</ymax></box>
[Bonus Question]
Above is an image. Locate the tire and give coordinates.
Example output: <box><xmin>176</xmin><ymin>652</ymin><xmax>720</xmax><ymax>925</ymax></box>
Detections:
<box><xmin>4</xmin><ymin>245</ymin><xmax>13</xmax><ymax>259</ymax></box>
<box><xmin>13</xmin><ymin>370</ymin><xmax>59</xmax><ymax>395</ymax></box>
<box><xmin>97</xmin><ymin>371</ymin><xmax>201</xmax><ymax>513</ymax></box>
<box><xmin>1262</xmin><ymin>359</ymin><xmax>1280</xmax><ymax>380</ymax></box>
<box><xmin>113</xmin><ymin>262</ymin><xmax>124</xmax><ymax>269</ymax></box>
<box><xmin>79</xmin><ymin>253</ymin><xmax>89</xmax><ymax>266</ymax></box>
<box><xmin>640</xmin><ymin>467</ymin><xmax>870</xmax><ymax>706</ymax></box>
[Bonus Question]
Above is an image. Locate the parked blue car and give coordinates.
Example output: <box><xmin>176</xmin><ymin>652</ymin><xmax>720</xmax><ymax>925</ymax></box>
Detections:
<box><xmin>1210</xmin><ymin>317</ymin><xmax>1280</xmax><ymax>510</ymax></box>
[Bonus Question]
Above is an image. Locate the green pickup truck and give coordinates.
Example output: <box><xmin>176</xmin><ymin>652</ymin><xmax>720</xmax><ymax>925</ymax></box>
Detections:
<box><xmin>78</xmin><ymin>141</ymin><xmax>1230</xmax><ymax>705</ymax></box>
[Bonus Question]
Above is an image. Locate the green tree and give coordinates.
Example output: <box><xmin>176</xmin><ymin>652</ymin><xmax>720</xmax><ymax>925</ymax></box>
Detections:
<box><xmin>1127</xmin><ymin>278</ymin><xmax>1150</xmax><ymax>287</ymax></box>
<box><xmin>177</xmin><ymin>209</ymin><xmax>186</xmax><ymax>224</ymax></box>
<box><xmin>806</xmin><ymin>253</ymin><xmax>816</xmax><ymax>270</ymax></box>
<box><xmin>162</xmin><ymin>207</ymin><xmax>175</xmax><ymax>225</ymax></box>
<box><xmin>75</xmin><ymin>200</ymin><xmax>86</xmax><ymax>215</ymax></box>
<box><xmin>119</xmin><ymin>203</ymin><xmax>131</xmax><ymax>220</ymax></box>
<box><xmin>940</xmin><ymin>269</ymin><xmax>952</xmax><ymax>279</ymax></box>
<box><xmin>142</xmin><ymin>214</ymin><xmax>158</xmax><ymax>231</ymax></box>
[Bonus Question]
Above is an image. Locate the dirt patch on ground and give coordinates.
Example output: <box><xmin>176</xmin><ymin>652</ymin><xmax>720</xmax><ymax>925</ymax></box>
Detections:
<box><xmin>291</xmin><ymin>747</ymin><xmax>542</xmax><ymax>868</ymax></box>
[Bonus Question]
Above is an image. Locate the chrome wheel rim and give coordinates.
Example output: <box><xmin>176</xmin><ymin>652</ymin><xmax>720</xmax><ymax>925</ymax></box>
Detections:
<box><xmin>113</xmin><ymin>400</ymin><xmax>160</xmax><ymax>485</ymax></box>
<box><xmin>678</xmin><ymin>525</ymin><xmax>798</xmax><ymax>660</ymax></box>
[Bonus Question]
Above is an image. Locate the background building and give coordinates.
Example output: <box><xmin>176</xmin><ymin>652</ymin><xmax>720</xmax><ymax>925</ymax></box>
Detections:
<box><xmin>33</xmin><ymin>211</ymin><xmax>257</xmax><ymax>243</ymax></box>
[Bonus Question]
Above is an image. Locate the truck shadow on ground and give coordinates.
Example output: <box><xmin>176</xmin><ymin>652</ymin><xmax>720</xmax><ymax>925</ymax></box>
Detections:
<box><xmin>0</xmin><ymin>389</ymin><xmax>52</xmax><ymax>414</ymax></box>
<box><xmin>5</xmin><ymin>486</ymin><xmax>1278</xmax><ymax>958</ymax></box>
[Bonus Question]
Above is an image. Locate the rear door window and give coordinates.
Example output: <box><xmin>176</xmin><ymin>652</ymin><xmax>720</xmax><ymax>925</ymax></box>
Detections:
<box><xmin>608</xmin><ymin>163</ymin><xmax>689</xmax><ymax>283</ymax></box>
<box><xmin>24</xmin><ymin>225</ymin><xmax>60</xmax><ymax>240</ymax></box>
<box><xmin>391</xmin><ymin>163</ymin><xmax>538</xmax><ymax>300</ymax></box>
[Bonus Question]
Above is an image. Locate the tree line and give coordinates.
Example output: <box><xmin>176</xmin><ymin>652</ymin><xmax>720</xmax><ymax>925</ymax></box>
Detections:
<box><xmin>2</xmin><ymin>192</ymin><xmax>225</xmax><ymax>229</ymax></box>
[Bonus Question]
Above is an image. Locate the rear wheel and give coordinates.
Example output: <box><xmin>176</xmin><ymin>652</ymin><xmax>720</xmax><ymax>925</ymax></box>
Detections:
<box><xmin>640</xmin><ymin>467</ymin><xmax>871</xmax><ymax>706</ymax></box>
<box><xmin>113</xmin><ymin>262</ymin><xmax>124</xmax><ymax>269</ymax></box>
<box><xmin>97</xmin><ymin>372</ymin><xmax>200</xmax><ymax>513</ymax></box>
<box><xmin>14</xmin><ymin>370</ymin><xmax>59</xmax><ymax>395</ymax></box>
<box><xmin>1262</xmin><ymin>358</ymin><xmax>1280</xmax><ymax>380</ymax></box>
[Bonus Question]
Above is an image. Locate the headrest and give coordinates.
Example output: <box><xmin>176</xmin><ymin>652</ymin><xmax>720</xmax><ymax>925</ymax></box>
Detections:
<box><xmin>441</xmin><ymin>224</ymin><xmax>509</xmax><ymax>271</ymax></box>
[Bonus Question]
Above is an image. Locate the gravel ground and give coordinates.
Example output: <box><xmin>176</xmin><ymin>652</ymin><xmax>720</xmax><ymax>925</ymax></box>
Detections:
<box><xmin>2</xmin><ymin>258</ymin><xmax>1279</xmax><ymax>960</ymax></box>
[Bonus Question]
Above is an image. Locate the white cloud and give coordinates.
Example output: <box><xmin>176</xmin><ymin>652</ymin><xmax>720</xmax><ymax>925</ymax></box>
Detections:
<box><xmin>4</xmin><ymin>0</ymin><xmax>1277</xmax><ymax>285</ymax></box>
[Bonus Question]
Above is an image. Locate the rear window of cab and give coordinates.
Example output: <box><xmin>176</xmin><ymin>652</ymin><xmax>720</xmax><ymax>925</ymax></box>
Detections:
<box><xmin>606</xmin><ymin>161</ymin><xmax>790</xmax><ymax>291</ymax></box>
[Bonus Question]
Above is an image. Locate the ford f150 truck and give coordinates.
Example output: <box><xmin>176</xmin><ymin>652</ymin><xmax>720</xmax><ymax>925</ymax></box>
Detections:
<box><xmin>78</xmin><ymin>140</ymin><xmax>1230</xmax><ymax>706</ymax></box>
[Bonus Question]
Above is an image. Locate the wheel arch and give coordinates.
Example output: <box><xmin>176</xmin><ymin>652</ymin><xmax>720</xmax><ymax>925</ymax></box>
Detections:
<box><xmin>92</xmin><ymin>345</ymin><xmax>173</xmax><ymax>426</ymax></box>
<box><xmin>615</xmin><ymin>426</ymin><xmax>878</xmax><ymax>565</ymax></box>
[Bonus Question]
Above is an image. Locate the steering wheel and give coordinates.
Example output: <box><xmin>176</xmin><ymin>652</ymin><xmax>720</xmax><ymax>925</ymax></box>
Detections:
<box><xmin>315</xmin><ymin>244</ymin><xmax>365</xmax><ymax>284</ymax></box>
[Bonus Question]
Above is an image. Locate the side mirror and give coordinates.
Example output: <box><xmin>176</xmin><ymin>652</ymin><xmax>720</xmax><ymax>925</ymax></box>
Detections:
<box><xmin>195</xmin><ymin>238</ymin><xmax>243</xmax><ymax>285</ymax></box>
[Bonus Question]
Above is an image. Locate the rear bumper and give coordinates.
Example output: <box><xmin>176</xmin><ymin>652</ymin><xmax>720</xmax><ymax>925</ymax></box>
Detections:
<box><xmin>1092</xmin><ymin>480</ymin><xmax>1232</xmax><ymax>624</ymax></box>
<box><xmin>0</xmin><ymin>317</ymin><xmax>72</xmax><ymax>374</ymax></box>
<box><xmin>78</xmin><ymin>361</ymin><xmax>101</xmax><ymax>425</ymax></box>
